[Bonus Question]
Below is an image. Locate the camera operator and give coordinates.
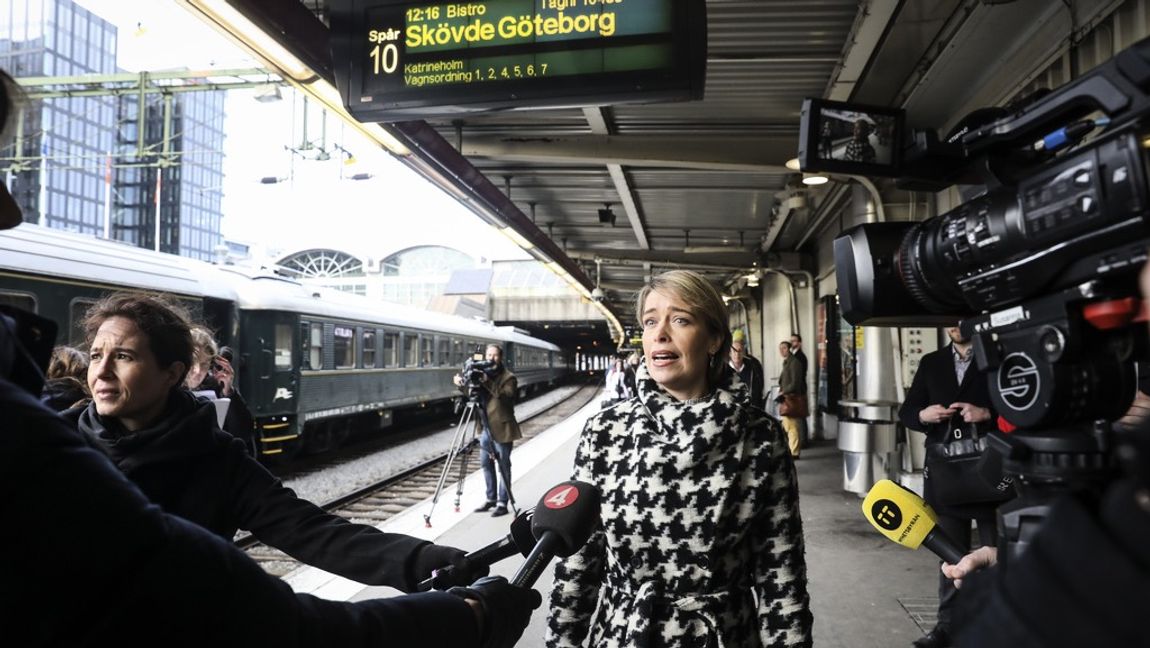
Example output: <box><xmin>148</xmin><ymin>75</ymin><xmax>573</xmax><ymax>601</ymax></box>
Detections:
<box><xmin>0</xmin><ymin>67</ymin><xmax>541</xmax><ymax>648</ymax></box>
<box><xmin>453</xmin><ymin>344</ymin><xmax>522</xmax><ymax>517</ymax></box>
<box><xmin>897</xmin><ymin>326</ymin><xmax>998</xmax><ymax>648</ymax></box>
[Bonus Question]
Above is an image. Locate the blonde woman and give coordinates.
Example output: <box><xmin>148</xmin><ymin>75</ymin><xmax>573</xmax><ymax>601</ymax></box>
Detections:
<box><xmin>547</xmin><ymin>270</ymin><xmax>812</xmax><ymax>647</ymax></box>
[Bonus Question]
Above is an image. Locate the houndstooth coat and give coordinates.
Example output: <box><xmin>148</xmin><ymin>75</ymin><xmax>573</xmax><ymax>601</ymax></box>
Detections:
<box><xmin>546</xmin><ymin>364</ymin><xmax>812</xmax><ymax>648</ymax></box>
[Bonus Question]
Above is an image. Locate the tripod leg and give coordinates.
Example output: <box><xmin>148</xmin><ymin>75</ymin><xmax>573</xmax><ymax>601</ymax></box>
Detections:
<box><xmin>452</xmin><ymin>412</ymin><xmax>480</xmax><ymax>512</ymax></box>
<box><xmin>424</xmin><ymin>401</ymin><xmax>475</xmax><ymax>527</ymax></box>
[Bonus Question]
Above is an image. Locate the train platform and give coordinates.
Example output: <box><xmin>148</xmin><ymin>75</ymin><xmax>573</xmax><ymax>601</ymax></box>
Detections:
<box><xmin>286</xmin><ymin>394</ymin><xmax>942</xmax><ymax>647</ymax></box>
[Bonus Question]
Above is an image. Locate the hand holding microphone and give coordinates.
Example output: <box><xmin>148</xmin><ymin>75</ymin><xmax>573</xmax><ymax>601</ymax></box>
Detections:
<box><xmin>418</xmin><ymin>509</ymin><xmax>535</xmax><ymax>591</ymax></box>
<box><xmin>941</xmin><ymin>545</ymin><xmax>998</xmax><ymax>588</ymax></box>
<box><xmin>449</xmin><ymin>480</ymin><xmax>601</xmax><ymax>648</ymax></box>
<box><xmin>861</xmin><ymin>479</ymin><xmax>965</xmax><ymax>564</ymax></box>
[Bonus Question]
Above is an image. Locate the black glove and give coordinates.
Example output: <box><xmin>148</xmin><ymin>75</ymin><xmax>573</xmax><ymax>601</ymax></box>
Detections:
<box><xmin>409</xmin><ymin>543</ymin><xmax>489</xmax><ymax>592</ymax></box>
<box><xmin>448</xmin><ymin>576</ymin><xmax>542</xmax><ymax>648</ymax></box>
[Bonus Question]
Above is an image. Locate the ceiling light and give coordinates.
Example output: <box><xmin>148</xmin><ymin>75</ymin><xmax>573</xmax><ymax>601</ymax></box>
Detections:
<box><xmin>500</xmin><ymin>226</ymin><xmax>535</xmax><ymax>251</ymax></box>
<box><xmin>785</xmin><ymin>157</ymin><xmax>801</xmax><ymax>171</ymax></box>
<box><xmin>802</xmin><ymin>173</ymin><xmax>829</xmax><ymax>186</ymax></box>
<box><xmin>178</xmin><ymin>0</ymin><xmax>314</xmax><ymax>81</ymax></box>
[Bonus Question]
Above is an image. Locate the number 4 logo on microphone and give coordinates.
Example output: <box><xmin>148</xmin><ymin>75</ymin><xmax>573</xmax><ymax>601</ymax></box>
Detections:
<box><xmin>544</xmin><ymin>484</ymin><xmax>580</xmax><ymax>509</ymax></box>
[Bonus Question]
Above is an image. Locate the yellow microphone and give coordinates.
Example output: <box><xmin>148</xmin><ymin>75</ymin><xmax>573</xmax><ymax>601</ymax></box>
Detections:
<box><xmin>862</xmin><ymin>479</ymin><xmax>964</xmax><ymax>564</ymax></box>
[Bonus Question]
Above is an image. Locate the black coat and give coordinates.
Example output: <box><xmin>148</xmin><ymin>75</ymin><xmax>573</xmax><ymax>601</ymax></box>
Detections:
<box><xmin>898</xmin><ymin>345</ymin><xmax>998</xmax><ymax>515</ymax></box>
<box><xmin>731</xmin><ymin>354</ymin><xmax>765</xmax><ymax>405</ymax></box>
<box><xmin>65</xmin><ymin>389</ymin><xmax>431</xmax><ymax>590</ymax></box>
<box><xmin>1</xmin><ymin>377</ymin><xmax>478</xmax><ymax>647</ymax></box>
<box><xmin>897</xmin><ymin>345</ymin><xmax>996</xmax><ymax>445</ymax></box>
<box><xmin>39</xmin><ymin>376</ymin><xmax>87</xmax><ymax>412</ymax></box>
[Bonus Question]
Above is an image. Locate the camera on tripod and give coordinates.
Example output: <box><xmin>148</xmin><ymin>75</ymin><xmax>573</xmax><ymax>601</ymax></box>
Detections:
<box><xmin>806</xmin><ymin>35</ymin><xmax>1150</xmax><ymax>563</ymax></box>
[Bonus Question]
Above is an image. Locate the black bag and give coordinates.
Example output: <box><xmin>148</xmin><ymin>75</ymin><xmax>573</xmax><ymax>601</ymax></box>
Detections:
<box><xmin>924</xmin><ymin>415</ymin><xmax>1016</xmax><ymax>507</ymax></box>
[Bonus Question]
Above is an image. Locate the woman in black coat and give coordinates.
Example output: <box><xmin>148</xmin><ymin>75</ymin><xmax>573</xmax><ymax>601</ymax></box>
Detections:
<box><xmin>68</xmin><ymin>291</ymin><xmax>477</xmax><ymax>591</ymax></box>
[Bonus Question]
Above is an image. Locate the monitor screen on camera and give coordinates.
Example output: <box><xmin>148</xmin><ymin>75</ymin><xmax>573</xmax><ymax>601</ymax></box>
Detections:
<box><xmin>799</xmin><ymin>98</ymin><xmax>903</xmax><ymax>177</ymax></box>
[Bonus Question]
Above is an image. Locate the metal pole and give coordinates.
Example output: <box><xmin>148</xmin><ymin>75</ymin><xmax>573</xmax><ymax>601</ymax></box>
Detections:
<box><xmin>103</xmin><ymin>154</ymin><xmax>112</xmax><ymax>239</ymax></box>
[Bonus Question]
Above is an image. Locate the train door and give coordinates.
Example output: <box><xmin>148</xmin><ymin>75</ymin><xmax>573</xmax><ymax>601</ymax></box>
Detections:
<box><xmin>241</xmin><ymin>310</ymin><xmax>299</xmax><ymax>418</ymax></box>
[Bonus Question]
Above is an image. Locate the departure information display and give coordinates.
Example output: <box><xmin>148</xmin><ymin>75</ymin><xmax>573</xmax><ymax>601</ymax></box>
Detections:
<box><xmin>330</xmin><ymin>0</ymin><xmax>706</xmax><ymax>122</ymax></box>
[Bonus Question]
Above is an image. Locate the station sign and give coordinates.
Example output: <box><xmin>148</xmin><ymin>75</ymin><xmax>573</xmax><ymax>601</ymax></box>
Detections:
<box><xmin>329</xmin><ymin>0</ymin><xmax>706</xmax><ymax>122</ymax></box>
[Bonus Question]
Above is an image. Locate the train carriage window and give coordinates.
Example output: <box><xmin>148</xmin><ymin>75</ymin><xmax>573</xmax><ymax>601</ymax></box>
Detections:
<box><xmin>363</xmin><ymin>329</ymin><xmax>377</xmax><ymax>368</ymax></box>
<box><xmin>452</xmin><ymin>338</ymin><xmax>464</xmax><ymax>365</ymax></box>
<box><xmin>403</xmin><ymin>333</ymin><xmax>419</xmax><ymax>368</ymax></box>
<box><xmin>69</xmin><ymin>298</ymin><xmax>97</xmax><ymax>345</ymax></box>
<box><xmin>307</xmin><ymin>323</ymin><xmax>323</xmax><ymax>370</ymax></box>
<box><xmin>275</xmin><ymin>324</ymin><xmax>293</xmax><ymax>369</ymax></box>
<box><xmin>384</xmin><ymin>331</ymin><xmax>398</xmax><ymax>367</ymax></box>
<box><xmin>334</xmin><ymin>325</ymin><xmax>356</xmax><ymax>369</ymax></box>
<box><xmin>437</xmin><ymin>336</ymin><xmax>450</xmax><ymax>366</ymax></box>
<box><xmin>421</xmin><ymin>336</ymin><xmax>433</xmax><ymax>367</ymax></box>
<box><xmin>0</xmin><ymin>291</ymin><xmax>36</xmax><ymax>313</ymax></box>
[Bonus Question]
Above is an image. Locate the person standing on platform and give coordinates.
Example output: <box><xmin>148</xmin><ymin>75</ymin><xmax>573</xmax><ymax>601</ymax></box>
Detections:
<box><xmin>185</xmin><ymin>326</ymin><xmax>256</xmax><ymax>455</ymax></box>
<box><xmin>455</xmin><ymin>343</ymin><xmax>522</xmax><ymax>518</ymax></box>
<box><xmin>546</xmin><ymin>269</ymin><xmax>811</xmax><ymax>648</ymax></box>
<box><xmin>777</xmin><ymin>341</ymin><xmax>806</xmax><ymax>458</ymax></box>
<box><xmin>729</xmin><ymin>329</ymin><xmax>765</xmax><ymax>406</ymax></box>
<box><xmin>622</xmin><ymin>351</ymin><xmax>640</xmax><ymax>399</ymax></box>
<box><xmin>897</xmin><ymin>326</ymin><xmax>997</xmax><ymax>648</ymax></box>
<box><xmin>790</xmin><ymin>333</ymin><xmax>810</xmax><ymax>446</ymax></box>
<box><xmin>603</xmin><ymin>357</ymin><xmax>628</xmax><ymax>406</ymax></box>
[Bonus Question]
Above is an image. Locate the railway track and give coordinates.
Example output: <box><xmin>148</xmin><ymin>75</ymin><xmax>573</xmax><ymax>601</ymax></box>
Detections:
<box><xmin>239</xmin><ymin>382</ymin><xmax>602</xmax><ymax>577</ymax></box>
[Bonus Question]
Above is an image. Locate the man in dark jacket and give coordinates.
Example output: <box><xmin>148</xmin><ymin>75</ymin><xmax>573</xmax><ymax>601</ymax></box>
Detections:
<box><xmin>728</xmin><ymin>330</ymin><xmax>764</xmax><ymax>406</ymax></box>
<box><xmin>456</xmin><ymin>344</ymin><xmax>522</xmax><ymax>517</ymax></box>
<box><xmin>790</xmin><ymin>333</ymin><xmax>810</xmax><ymax>446</ymax></box>
<box><xmin>897</xmin><ymin>326</ymin><xmax>997</xmax><ymax>648</ymax></box>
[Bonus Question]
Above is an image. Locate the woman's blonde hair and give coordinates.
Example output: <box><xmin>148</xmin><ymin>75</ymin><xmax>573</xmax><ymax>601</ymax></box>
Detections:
<box><xmin>189</xmin><ymin>326</ymin><xmax>219</xmax><ymax>369</ymax></box>
<box><xmin>635</xmin><ymin>270</ymin><xmax>731</xmax><ymax>387</ymax></box>
<box><xmin>47</xmin><ymin>345</ymin><xmax>88</xmax><ymax>382</ymax></box>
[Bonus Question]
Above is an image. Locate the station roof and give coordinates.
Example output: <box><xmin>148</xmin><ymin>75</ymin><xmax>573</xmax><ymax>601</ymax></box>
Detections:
<box><xmin>198</xmin><ymin>0</ymin><xmax>1108</xmax><ymax>343</ymax></box>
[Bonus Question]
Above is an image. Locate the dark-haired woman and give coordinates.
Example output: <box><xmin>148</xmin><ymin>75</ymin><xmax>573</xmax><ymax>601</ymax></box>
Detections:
<box><xmin>546</xmin><ymin>270</ymin><xmax>812</xmax><ymax>647</ymax></box>
<box><xmin>67</xmin><ymin>291</ymin><xmax>477</xmax><ymax>590</ymax></box>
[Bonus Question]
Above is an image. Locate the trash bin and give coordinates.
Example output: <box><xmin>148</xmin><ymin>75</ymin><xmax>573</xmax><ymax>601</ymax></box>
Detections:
<box><xmin>837</xmin><ymin>400</ymin><xmax>899</xmax><ymax>495</ymax></box>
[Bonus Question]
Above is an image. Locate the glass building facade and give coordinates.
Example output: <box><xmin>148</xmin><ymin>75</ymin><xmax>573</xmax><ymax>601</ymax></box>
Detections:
<box><xmin>0</xmin><ymin>0</ymin><xmax>226</xmax><ymax>260</ymax></box>
<box><xmin>0</xmin><ymin>0</ymin><xmax>117</xmax><ymax>234</ymax></box>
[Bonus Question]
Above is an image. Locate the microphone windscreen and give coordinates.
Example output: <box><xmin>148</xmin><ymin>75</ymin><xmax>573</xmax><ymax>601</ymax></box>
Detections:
<box><xmin>861</xmin><ymin>479</ymin><xmax>940</xmax><ymax>550</ymax></box>
<box><xmin>530</xmin><ymin>481</ymin><xmax>601</xmax><ymax>556</ymax></box>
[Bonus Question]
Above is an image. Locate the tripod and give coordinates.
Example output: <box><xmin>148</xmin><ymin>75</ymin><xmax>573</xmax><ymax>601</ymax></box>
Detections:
<box><xmin>424</xmin><ymin>387</ymin><xmax>518</xmax><ymax>527</ymax></box>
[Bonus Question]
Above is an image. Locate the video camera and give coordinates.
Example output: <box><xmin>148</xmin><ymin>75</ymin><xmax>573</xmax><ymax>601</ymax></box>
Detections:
<box><xmin>809</xmin><ymin>36</ymin><xmax>1150</xmax><ymax>563</ymax></box>
<box><xmin>461</xmin><ymin>356</ymin><xmax>500</xmax><ymax>390</ymax></box>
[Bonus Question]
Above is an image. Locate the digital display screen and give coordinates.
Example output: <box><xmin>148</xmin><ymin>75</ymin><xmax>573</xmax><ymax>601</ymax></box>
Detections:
<box><xmin>799</xmin><ymin>98</ymin><xmax>904</xmax><ymax>176</ymax></box>
<box><xmin>330</xmin><ymin>0</ymin><xmax>705</xmax><ymax>122</ymax></box>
